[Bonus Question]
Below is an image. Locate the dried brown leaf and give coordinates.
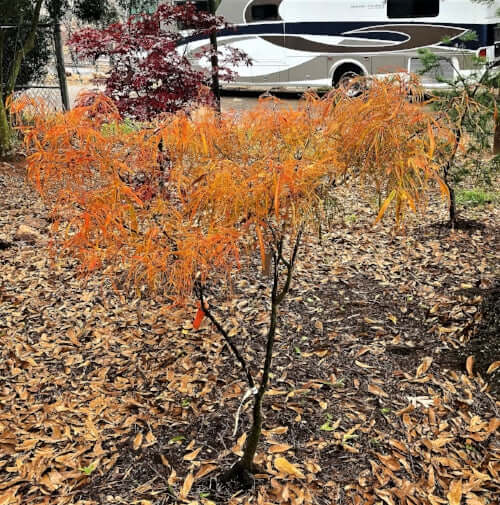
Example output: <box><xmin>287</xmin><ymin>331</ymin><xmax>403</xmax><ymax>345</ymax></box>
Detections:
<box><xmin>179</xmin><ymin>472</ymin><xmax>194</xmax><ymax>501</ymax></box>
<box><xmin>194</xmin><ymin>464</ymin><xmax>217</xmax><ymax>480</ymax></box>
<box><xmin>274</xmin><ymin>457</ymin><xmax>305</xmax><ymax>479</ymax></box>
<box><xmin>133</xmin><ymin>432</ymin><xmax>143</xmax><ymax>451</ymax></box>
<box><xmin>447</xmin><ymin>480</ymin><xmax>462</xmax><ymax>505</ymax></box>
<box><xmin>183</xmin><ymin>447</ymin><xmax>201</xmax><ymax>461</ymax></box>
<box><xmin>368</xmin><ymin>383</ymin><xmax>389</xmax><ymax>398</ymax></box>
<box><xmin>269</xmin><ymin>444</ymin><xmax>292</xmax><ymax>454</ymax></box>
<box><xmin>466</xmin><ymin>355</ymin><xmax>474</xmax><ymax>376</ymax></box>
<box><xmin>416</xmin><ymin>357</ymin><xmax>433</xmax><ymax>378</ymax></box>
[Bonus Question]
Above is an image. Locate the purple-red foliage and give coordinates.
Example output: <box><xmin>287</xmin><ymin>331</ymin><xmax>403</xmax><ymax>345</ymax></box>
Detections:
<box><xmin>69</xmin><ymin>3</ymin><xmax>250</xmax><ymax>120</ymax></box>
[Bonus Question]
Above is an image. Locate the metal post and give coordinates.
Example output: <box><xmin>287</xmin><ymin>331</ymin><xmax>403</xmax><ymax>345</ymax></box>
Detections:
<box><xmin>208</xmin><ymin>0</ymin><xmax>221</xmax><ymax>113</ymax></box>
<box><xmin>53</xmin><ymin>21</ymin><xmax>70</xmax><ymax>110</ymax></box>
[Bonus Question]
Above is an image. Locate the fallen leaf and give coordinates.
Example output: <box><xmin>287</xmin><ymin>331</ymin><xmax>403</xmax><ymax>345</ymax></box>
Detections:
<box><xmin>133</xmin><ymin>432</ymin><xmax>143</xmax><ymax>451</ymax></box>
<box><xmin>192</xmin><ymin>304</ymin><xmax>205</xmax><ymax>330</ymax></box>
<box><xmin>179</xmin><ymin>472</ymin><xmax>194</xmax><ymax>500</ymax></box>
<box><xmin>431</xmin><ymin>437</ymin><xmax>454</xmax><ymax>450</ymax></box>
<box><xmin>274</xmin><ymin>457</ymin><xmax>305</xmax><ymax>479</ymax></box>
<box><xmin>355</xmin><ymin>360</ymin><xmax>374</xmax><ymax>369</ymax></box>
<box><xmin>269</xmin><ymin>444</ymin><xmax>292</xmax><ymax>454</ymax></box>
<box><xmin>416</xmin><ymin>357</ymin><xmax>433</xmax><ymax>377</ymax></box>
<box><xmin>466</xmin><ymin>355</ymin><xmax>474</xmax><ymax>376</ymax></box>
<box><xmin>377</xmin><ymin>453</ymin><xmax>401</xmax><ymax>472</ymax></box>
<box><xmin>194</xmin><ymin>464</ymin><xmax>217</xmax><ymax>480</ymax></box>
<box><xmin>368</xmin><ymin>383</ymin><xmax>389</xmax><ymax>397</ymax></box>
<box><xmin>486</xmin><ymin>361</ymin><xmax>500</xmax><ymax>374</ymax></box>
<box><xmin>447</xmin><ymin>479</ymin><xmax>462</xmax><ymax>505</ymax></box>
<box><xmin>184</xmin><ymin>447</ymin><xmax>201</xmax><ymax>461</ymax></box>
<box><xmin>145</xmin><ymin>431</ymin><xmax>156</xmax><ymax>446</ymax></box>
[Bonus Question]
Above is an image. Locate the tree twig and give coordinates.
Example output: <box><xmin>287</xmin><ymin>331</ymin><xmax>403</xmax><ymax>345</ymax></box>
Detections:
<box><xmin>195</xmin><ymin>281</ymin><xmax>255</xmax><ymax>389</ymax></box>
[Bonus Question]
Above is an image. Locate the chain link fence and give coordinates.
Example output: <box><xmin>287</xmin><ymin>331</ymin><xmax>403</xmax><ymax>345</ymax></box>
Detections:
<box><xmin>2</xmin><ymin>22</ymin><xmax>69</xmax><ymax>115</ymax></box>
<box><xmin>13</xmin><ymin>85</ymin><xmax>64</xmax><ymax>112</ymax></box>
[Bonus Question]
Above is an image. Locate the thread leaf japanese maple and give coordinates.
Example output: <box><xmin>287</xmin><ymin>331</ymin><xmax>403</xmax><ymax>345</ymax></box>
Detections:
<box><xmin>17</xmin><ymin>77</ymin><xmax>449</xmax><ymax>488</ymax></box>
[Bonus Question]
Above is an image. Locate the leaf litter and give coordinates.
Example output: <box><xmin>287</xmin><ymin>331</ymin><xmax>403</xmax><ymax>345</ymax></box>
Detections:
<box><xmin>0</xmin><ymin>161</ymin><xmax>499</xmax><ymax>504</ymax></box>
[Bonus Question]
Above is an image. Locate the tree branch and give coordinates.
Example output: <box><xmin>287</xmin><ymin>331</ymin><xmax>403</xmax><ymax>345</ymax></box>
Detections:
<box><xmin>276</xmin><ymin>228</ymin><xmax>303</xmax><ymax>304</ymax></box>
<box><xmin>6</xmin><ymin>0</ymin><xmax>44</xmax><ymax>97</ymax></box>
<box><xmin>196</xmin><ymin>281</ymin><xmax>255</xmax><ymax>389</ymax></box>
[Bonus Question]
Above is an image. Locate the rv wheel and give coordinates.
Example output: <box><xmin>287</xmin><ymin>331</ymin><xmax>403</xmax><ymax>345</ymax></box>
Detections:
<box><xmin>334</xmin><ymin>67</ymin><xmax>364</xmax><ymax>97</ymax></box>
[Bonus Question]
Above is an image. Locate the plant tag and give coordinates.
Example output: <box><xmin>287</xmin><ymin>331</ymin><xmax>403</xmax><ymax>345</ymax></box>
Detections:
<box><xmin>192</xmin><ymin>303</ymin><xmax>205</xmax><ymax>329</ymax></box>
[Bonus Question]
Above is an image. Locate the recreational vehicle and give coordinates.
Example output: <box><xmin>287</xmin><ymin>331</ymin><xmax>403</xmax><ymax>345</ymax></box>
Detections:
<box><xmin>177</xmin><ymin>0</ymin><xmax>500</xmax><ymax>89</ymax></box>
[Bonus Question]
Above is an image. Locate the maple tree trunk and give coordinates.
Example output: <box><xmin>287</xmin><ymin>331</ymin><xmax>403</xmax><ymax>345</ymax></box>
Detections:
<box><xmin>442</xmin><ymin>168</ymin><xmax>457</xmax><ymax>229</ymax></box>
<box><xmin>0</xmin><ymin>99</ymin><xmax>12</xmax><ymax>156</ymax></box>
<box><xmin>448</xmin><ymin>185</ymin><xmax>456</xmax><ymax>229</ymax></box>
<box><xmin>238</xmin><ymin>298</ymin><xmax>278</xmax><ymax>475</ymax></box>
<box><xmin>224</xmin><ymin>232</ymin><xmax>302</xmax><ymax>486</ymax></box>
<box><xmin>444</xmin><ymin>121</ymin><xmax>463</xmax><ymax>230</ymax></box>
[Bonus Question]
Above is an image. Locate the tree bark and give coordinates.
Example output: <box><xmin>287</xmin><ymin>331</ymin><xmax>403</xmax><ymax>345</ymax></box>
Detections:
<box><xmin>53</xmin><ymin>22</ymin><xmax>70</xmax><ymax>110</ymax></box>
<box><xmin>494</xmin><ymin>99</ymin><xmax>500</xmax><ymax>155</ymax></box>
<box><xmin>5</xmin><ymin>0</ymin><xmax>44</xmax><ymax>97</ymax></box>
<box><xmin>239</xmin><ymin>297</ymin><xmax>279</xmax><ymax>473</ymax></box>
<box><xmin>223</xmin><ymin>231</ymin><xmax>302</xmax><ymax>487</ymax></box>
<box><xmin>207</xmin><ymin>0</ymin><xmax>221</xmax><ymax>113</ymax></box>
<box><xmin>0</xmin><ymin>0</ymin><xmax>44</xmax><ymax>155</ymax></box>
<box><xmin>448</xmin><ymin>184</ymin><xmax>456</xmax><ymax>229</ymax></box>
<box><xmin>0</xmin><ymin>98</ymin><xmax>12</xmax><ymax>156</ymax></box>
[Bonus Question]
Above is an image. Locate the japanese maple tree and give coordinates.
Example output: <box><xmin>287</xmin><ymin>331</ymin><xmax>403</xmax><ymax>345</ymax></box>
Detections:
<box><xmin>17</xmin><ymin>77</ymin><xmax>449</xmax><ymax>488</ymax></box>
<box><xmin>68</xmin><ymin>2</ymin><xmax>250</xmax><ymax>120</ymax></box>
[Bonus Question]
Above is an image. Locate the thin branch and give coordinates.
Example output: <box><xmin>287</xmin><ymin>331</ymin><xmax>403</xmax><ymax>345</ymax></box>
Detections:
<box><xmin>258</xmin><ymin>252</ymin><xmax>281</xmax><ymax>397</ymax></box>
<box><xmin>276</xmin><ymin>228</ymin><xmax>303</xmax><ymax>304</ymax></box>
<box><xmin>196</xmin><ymin>281</ymin><xmax>255</xmax><ymax>389</ymax></box>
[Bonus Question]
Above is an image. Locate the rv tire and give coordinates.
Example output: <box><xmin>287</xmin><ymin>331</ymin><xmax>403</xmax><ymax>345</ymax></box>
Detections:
<box><xmin>333</xmin><ymin>65</ymin><xmax>364</xmax><ymax>97</ymax></box>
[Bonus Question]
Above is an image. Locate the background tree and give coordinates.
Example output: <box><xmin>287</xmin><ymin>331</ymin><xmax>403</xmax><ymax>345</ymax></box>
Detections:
<box><xmin>419</xmin><ymin>30</ymin><xmax>500</xmax><ymax>228</ymax></box>
<box><xmin>0</xmin><ymin>0</ymin><xmax>120</xmax><ymax>156</ymax></box>
<box><xmin>0</xmin><ymin>0</ymin><xmax>43</xmax><ymax>156</ymax></box>
<box><xmin>68</xmin><ymin>2</ymin><xmax>249</xmax><ymax>120</ymax></box>
<box><xmin>16</xmin><ymin>77</ymin><xmax>448</xmax><ymax>488</ymax></box>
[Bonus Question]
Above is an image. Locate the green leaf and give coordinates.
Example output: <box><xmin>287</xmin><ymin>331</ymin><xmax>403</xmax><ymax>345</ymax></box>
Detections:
<box><xmin>320</xmin><ymin>421</ymin><xmax>335</xmax><ymax>431</ymax></box>
<box><xmin>80</xmin><ymin>463</ymin><xmax>96</xmax><ymax>475</ymax></box>
<box><xmin>343</xmin><ymin>433</ymin><xmax>359</xmax><ymax>442</ymax></box>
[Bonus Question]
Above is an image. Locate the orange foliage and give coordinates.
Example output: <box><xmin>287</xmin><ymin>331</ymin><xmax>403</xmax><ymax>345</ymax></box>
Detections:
<box><xmin>17</xmin><ymin>78</ymin><xmax>448</xmax><ymax>302</ymax></box>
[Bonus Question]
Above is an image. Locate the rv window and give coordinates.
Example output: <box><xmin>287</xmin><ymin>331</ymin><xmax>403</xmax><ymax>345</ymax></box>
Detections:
<box><xmin>176</xmin><ymin>1</ymin><xmax>209</xmax><ymax>12</ymax></box>
<box><xmin>388</xmin><ymin>0</ymin><xmax>439</xmax><ymax>18</ymax></box>
<box><xmin>251</xmin><ymin>4</ymin><xmax>279</xmax><ymax>21</ymax></box>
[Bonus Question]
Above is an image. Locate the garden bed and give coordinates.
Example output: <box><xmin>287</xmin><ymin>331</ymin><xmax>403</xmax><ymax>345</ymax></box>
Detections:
<box><xmin>0</xmin><ymin>161</ymin><xmax>498</xmax><ymax>505</ymax></box>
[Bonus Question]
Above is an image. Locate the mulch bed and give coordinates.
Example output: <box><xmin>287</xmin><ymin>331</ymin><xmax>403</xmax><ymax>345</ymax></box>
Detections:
<box><xmin>0</xmin><ymin>160</ymin><xmax>499</xmax><ymax>505</ymax></box>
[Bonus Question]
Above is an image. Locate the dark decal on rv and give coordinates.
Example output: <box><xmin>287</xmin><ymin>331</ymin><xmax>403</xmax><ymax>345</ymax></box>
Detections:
<box><xmin>261</xmin><ymin>24</ymin><xmax>467</xmax><ymax>54</ymax></box>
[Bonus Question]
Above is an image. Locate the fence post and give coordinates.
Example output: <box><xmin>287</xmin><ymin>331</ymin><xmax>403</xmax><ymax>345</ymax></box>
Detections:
<box><xmin>53</xmin><ymin>21</ymin><xmax>70</xmax><ymax>110</ymax></box>
<box><xmin>208</xmin><ymin>0</ymin><xmax>221</xmax><ymax>113</ymax></box>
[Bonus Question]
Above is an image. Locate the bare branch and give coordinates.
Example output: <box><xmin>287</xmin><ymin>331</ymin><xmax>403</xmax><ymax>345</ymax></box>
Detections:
<box><xmin>196</xmin><ymin>281</ymin><xmax>255</xmax><ymax>389</ymax></box>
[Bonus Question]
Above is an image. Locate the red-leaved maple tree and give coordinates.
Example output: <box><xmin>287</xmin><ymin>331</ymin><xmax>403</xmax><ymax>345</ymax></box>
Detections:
<box><xmin>68</xmin><ymin>3</ymin><xmax>250</xmax><ymax>120</ymax></box>
<box><xmin>16</xmin><ymin>78</ymin><xmax>449</xmax><ymax>487</ymax></box>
